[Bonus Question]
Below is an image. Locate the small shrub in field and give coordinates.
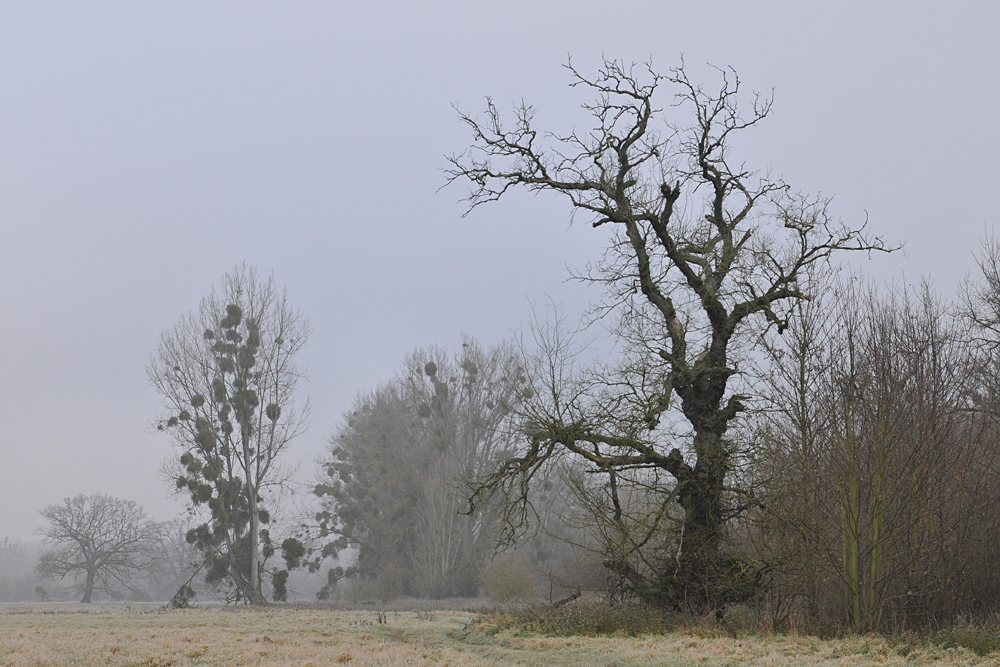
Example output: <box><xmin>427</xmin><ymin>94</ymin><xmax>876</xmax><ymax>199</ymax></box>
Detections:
<box><xmin>478</xmin><ymin>601</ymin><xmax>678</xmax><ymax>637</ymax></box>
<box><xmin>481</xmin><ymin>553</ymin><xmax>540</xmax><ymax>602</ymax></box>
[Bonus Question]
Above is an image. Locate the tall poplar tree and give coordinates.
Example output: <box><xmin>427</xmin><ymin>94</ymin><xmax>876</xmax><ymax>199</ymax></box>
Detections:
<box><xmin>149</xmin><ymin>264</ymin><xmax>309</xmax><ymax>605</ymax></box>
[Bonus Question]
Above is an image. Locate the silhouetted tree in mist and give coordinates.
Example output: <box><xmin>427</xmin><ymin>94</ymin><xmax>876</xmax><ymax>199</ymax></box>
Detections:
<box><xmin>36</xmin><ymin>494</ymin><xmax>155</xmax><ymax>603</ymax></box>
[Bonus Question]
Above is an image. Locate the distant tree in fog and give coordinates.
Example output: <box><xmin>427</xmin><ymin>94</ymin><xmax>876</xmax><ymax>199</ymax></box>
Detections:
<box><xmin>36</xmin><ymin>494</ymin><xmax>155</xmax><ymax>603</ymax></box>
<box><xmin>0</xmin><ymin>538</ymin><xmax>41</xmax><ymax>602</ymax></box>
<box><xmin>144</xmin><ymin>517</ymin><xmax>204</xmax><ymax>602</ymax></box>
<box><xmin>149</xmin><ymin>264</ymin><xmax>309</xmax><ymax>605</ymax></box>
<box><xmin>305</xmin><ymin>338</ymin><xmax>529</xmax><ymax>599</ymax></box>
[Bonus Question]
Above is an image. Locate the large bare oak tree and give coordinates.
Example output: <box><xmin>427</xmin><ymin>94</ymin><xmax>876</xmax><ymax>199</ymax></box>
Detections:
<box><xmin>446</xmin><ymin>58</ymin><xmax>889</xmax><ymax>610</ymax></box>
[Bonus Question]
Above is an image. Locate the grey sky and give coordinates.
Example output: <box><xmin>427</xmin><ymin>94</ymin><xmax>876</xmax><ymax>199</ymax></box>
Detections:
<box><xmin>2</xmin><ymin>2</ymin><xmax>998</xmax><ymax>540</ymax></box>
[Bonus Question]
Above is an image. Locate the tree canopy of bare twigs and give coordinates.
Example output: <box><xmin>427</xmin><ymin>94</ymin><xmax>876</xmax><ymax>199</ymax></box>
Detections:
<box><xmin>36</xmin><ymin>493</ymin><xmax>155</xmax><ymax>603</ymax></box>
<box><xmin>962</xmin><ymin>233</ymin><xmax>1000</xmax><ymax>349</ymax></box>
<box><xmin>149</xmin><ymin>264</ymin><xmax>309</xmax><ymax>605</ymax></box>
<box><xmin>446</xmin><ymin>57</ymin><xmax>890</xmax><ymax>611</ymax></box>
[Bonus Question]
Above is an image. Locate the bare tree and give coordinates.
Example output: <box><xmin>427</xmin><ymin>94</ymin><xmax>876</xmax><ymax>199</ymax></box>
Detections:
<box><xmin>446</xmin><ymin>57</ymin><xmax>890</xmax><ymax>610</ymax></box>
<box><xmin>149</xmin><ymin>264</ymin><xmax>309</xmax><ymax>605</ymax></box>
<box><xmin>36</xmin><ymin>494</ymin><xmax>155</xmax><ymax>603</ymax></box>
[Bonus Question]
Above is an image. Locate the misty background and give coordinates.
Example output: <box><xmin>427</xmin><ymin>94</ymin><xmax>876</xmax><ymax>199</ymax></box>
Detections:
<box><xmin>1</xmin><ymin>1</ymin><xmax>998</xmax><ymax>542</ymax></box>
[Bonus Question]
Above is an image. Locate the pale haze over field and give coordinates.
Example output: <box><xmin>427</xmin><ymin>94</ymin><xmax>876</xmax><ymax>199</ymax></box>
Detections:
<box><xmin>1</xmin><ymin>2</ymin><xmax>998</xmax><ymax>540</ymax></box>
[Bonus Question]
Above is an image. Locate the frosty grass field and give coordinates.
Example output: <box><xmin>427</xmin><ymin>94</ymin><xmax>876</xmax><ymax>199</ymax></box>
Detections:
<box><xmin>1</xmin><ymin>604</ymin><xmax>998</xmax><ymax>666</ymax></box>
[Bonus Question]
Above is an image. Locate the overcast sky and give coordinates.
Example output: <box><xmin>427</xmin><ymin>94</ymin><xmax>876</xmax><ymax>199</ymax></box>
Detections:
<box><xmin>1</xmin><ymin>2</ymin><xmax>998</xmax><ymax>540</ymax></box>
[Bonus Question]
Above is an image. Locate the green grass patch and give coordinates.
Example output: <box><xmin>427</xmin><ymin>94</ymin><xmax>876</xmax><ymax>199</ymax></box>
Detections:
<box><xmin>930</xmin><ymin>626</ymin><xmax>1000</xmax><ymax>656</ymax></box>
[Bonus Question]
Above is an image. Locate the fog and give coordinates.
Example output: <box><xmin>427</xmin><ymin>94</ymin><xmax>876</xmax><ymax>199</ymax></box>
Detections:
<box><xmin>1</xmin><ymin>1</ymin><xmax>998</xmax><ymax>545</ymax></box>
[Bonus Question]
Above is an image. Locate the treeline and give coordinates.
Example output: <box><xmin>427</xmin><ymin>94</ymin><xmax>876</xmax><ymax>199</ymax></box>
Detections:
<box><xmin>305</xmin><ymin>261</ymin><xmax>1000</xmax><ymax>633</ymax></box>
<box><xmin>28</xmin><ymin>255</ymin><xmax>1000</xmax><ymax>626</ymax></box>
<box><xmin>746</xmin><ymin>262</ymin><xmax>1000</xmax><ymax>630</ymax></box>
